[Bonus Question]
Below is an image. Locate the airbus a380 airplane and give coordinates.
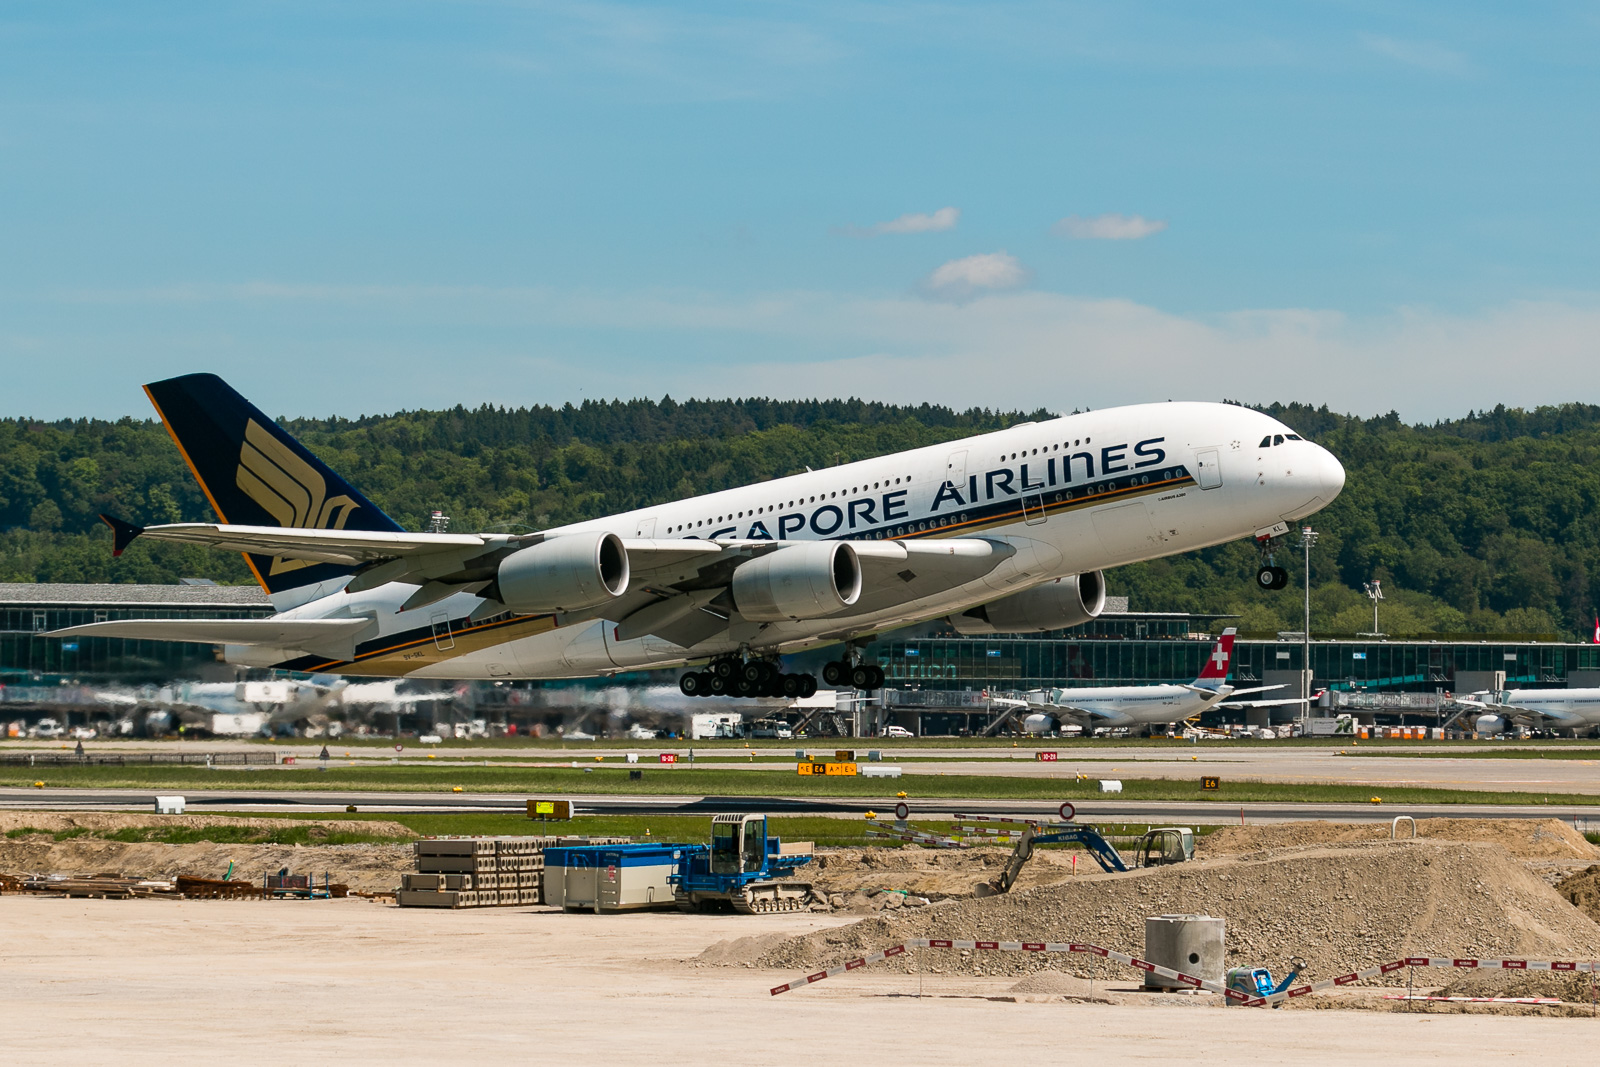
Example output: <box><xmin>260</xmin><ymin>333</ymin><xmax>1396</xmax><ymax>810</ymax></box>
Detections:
<box><xmin>993</xmin><ymin>629</ymin><xmax>1314</xmax><ymax>736</ymax></box>
<box><xmin>1460</xmin><ymin>690</ymin><xmax>1600</xmax><ymax>737</ymax></box>
<box><xmin>54</xmin><ymin>375</ymin><xmax>1345</xmax><ymax>697</ymax></box>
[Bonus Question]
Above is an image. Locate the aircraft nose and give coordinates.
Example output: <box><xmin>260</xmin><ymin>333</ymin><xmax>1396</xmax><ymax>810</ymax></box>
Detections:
<box><xmin>1313</xmin><ymin>443</ymin><xmax>1346</xmax><ymax>502</ymax></box>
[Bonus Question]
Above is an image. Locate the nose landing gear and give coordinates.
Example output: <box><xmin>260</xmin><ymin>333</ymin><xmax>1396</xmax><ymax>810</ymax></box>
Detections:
<box><xmin>1254</xmin><ymin>533</ymin><xmax>1291</xmax><ymax>590</ymax></box>
<box><xmin>1256</xmin><ymin>565</ymin><xmax>1289</xmax><ymax>590</ymax></box>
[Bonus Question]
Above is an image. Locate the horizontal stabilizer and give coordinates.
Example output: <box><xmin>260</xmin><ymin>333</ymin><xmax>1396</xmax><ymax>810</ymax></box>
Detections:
<box><xmin>48</xmin><ymin>618</ymin><xmax>373</xmax><ymax>659</ymax></box>
<box><xmin>99</xmin><ymin>514</ymin><xmax>145</xmax><ymax>557</ymax></box>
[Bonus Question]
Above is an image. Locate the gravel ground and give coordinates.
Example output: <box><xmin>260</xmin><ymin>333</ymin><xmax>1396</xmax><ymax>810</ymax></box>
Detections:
<box><xmin>748</xmin><ymin>840</ymin><xmax>1600</xmax><ymax>990</ymax></box>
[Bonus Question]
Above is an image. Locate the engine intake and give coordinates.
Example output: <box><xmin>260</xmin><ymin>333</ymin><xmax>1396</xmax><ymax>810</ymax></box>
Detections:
<box><xmin>497</xmin><ymin>531</ymin><xmax>629</xmax><ymax>614</ymax></box>
<box><xmin>948</xmin><ymin>571</ymin><xmax>1106</xmax><ymax>635</ymax></box>
<box><xmin>731</xmin><ymin>541</ymin><xmax>862</xmax><ymax>622</ymax></box>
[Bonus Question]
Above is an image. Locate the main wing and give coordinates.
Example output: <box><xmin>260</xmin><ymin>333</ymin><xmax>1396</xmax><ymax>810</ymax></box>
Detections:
<box><xmin>87</xmin><ymin>514</ymin><xmax>1018</xmax><ymax>651</ymax></box>
<box><xmin>1453</xmin><ymin>697</ymin><xmax>1580</xmax><ymax>729</ymax></box>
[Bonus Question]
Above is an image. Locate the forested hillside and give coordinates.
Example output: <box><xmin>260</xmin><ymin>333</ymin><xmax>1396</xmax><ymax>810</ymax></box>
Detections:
<box><xmin>3</xmin><ymin>397</ymin><xmax>1597</xmax><ymax>640</ymax></box>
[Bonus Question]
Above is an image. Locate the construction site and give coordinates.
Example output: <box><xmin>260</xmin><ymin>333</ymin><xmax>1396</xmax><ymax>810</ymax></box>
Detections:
<box><xmin>5</xmin><ymin>790</ymin><xmax>1600</xmax><ymax>1064</ymax></box>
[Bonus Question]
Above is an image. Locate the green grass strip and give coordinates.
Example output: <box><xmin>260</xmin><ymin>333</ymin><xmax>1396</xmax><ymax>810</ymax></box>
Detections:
<box><xmin>6</xmin><ymin>762</ymin><xmax>1600</xmax><ymax>806</ymax></box>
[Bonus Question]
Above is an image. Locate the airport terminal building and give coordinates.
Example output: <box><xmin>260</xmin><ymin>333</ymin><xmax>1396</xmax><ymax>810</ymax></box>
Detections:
<box><xmin>0</xmin><ymin>583</ymin><xmax>272</xmax><ymax>684</ymax></box>
<box><xmin>4</xmin><ymin>582</ymin><xmax>1600</xmax><ymax>732</ymax></box>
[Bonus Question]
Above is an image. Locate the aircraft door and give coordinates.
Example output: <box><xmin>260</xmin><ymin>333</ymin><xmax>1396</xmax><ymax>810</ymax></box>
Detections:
<box><xmin>635</xmin><ymin>516</ymin><xmax>657</xmax><ymax>538</ymax></box>
<box><xmin>1021</xmin><ymin>490</ymin><xmax>1047</xmax><ymax>525</ymax></box>
<box><xmin>429</xmin><ymin>611</ymin><xmax>455</xmax><ymax>650</ymax></box>
<box><xmin>945</xmin><ymin>451</ymin><xmax>967</xmax><ymax>493</ymax></box>
<box><xmin>1195</xmin><ymin>449</ymin><xmax>1222</xmax><ymax>490</ymax></box>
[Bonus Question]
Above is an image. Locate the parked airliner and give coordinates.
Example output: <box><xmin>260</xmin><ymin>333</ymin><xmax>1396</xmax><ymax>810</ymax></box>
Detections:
<box><xmin>53</xmin><ymin>375</ymin><xmax>1345</xmax><ymax>697</ymax></box>
<box><xmin>1461</xmin><ymin>690</ymin><xmax>1600</xmax><ymax>737</ymax></box>
<box><xmin>993</xmin><ymin>628</ymin><xmax>1312</xmax><ymax>736</ymax></box>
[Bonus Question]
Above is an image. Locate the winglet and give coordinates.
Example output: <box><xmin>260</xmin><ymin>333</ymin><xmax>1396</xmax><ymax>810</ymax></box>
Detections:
<box><xmin>100</xmin><ymin>514</ymin><xmax>145</xmax><ymax>557</ymax></box>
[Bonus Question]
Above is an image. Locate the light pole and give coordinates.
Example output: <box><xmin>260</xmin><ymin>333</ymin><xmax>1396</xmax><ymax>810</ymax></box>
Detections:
<box><xmin>1362</xmin><ymin>579</ymin><xmax>1384</xmax><ymax>636</ymax></box>
<box><xmin>1294</xmin><ymin>526</ymin><xmax>1319</xmax><ymax>732</ymax></box>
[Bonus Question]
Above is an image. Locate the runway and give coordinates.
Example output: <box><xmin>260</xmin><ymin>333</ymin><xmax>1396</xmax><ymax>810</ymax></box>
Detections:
<box><xmin>3</xmin><ymin>786</ymin><xmax>1597</xmax><ymax>825</ymax></box>
<box><xmin>8</xmin><ymin>738</ymin><xmax>1600</xmax><ymax>793</ymax></box>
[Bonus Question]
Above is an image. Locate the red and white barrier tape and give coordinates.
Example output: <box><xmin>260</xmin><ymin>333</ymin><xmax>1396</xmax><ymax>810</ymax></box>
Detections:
<box><xmin>768</xmin><ymin>939</ymin><xmax>1600</xmax><ymax>1006</ymax></box>
<box><xmin>1383</xmin><ymin>995</ymin><xmax>1564</xmax><ymax>1005</ymax></box>
<box><xmin>770</xmin><ymin>939</ymin><xmax>1256</xmax><ymax>1002</ymax></box>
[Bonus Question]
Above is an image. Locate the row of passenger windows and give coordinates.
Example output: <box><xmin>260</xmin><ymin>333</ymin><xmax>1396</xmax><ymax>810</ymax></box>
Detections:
<box><xmin>999</xmin><ymin>437</ymin><xmax>1090</xmax><ymax>462</ymax></box>
<box><xmin>1259</xmin><ymin>433</ymin><xmax>1304</xmax><ymax>447</ymax></box>
<box><xmin>666</xmin><ymin>476</ymin><xmax>914</xmax><ymax>533</ymax></box>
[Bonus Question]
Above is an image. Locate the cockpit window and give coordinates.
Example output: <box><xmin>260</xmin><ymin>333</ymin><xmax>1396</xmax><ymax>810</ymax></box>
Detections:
<box><xmin>1259</xmin><ymin>436</ymin><xmax>1272</xmax><ymax>448</ymax></box>
<box><xmin>1273</xmin><ymin>434</ymin><xmax>1284</xmax><ymax>446</ymax></box>
<box><xmin>1286</xmin><ymin>433</ymin><xmax>1303</xmax><ymax>441</ymax></box>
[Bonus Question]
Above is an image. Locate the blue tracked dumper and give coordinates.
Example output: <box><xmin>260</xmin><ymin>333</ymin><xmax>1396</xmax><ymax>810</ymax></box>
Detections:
<box><xmin>672</xmin><ymin>813</ymin><xmax>816</xmax><ymax>914</ymax></box>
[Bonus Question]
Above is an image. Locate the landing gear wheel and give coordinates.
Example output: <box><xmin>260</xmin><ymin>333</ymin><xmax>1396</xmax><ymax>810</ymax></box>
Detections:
<box><xmin>799</xmin><ymin>675</ymin><xmax>818</xmax><ymax>698</ymax></box>
<box><xmin>709</xmin><ymin>674</ymin><xmax>730</xmax><ymax>696</ymax></box>
<box><xmin>712</xmin><ymin>659</ymin><xmax>738</xmax><ymax>680</ymax></box>
<box><xmin>734</xmin><ymin>677</ymin><xmax>756</xmax><ymax>697</ymax></box>
<box><xmin>869</xmin><ymin>665</ymin><xmax>885</xmax><ymax>689</ymax></box>
<box><xmin>679</xmin><ymin>672</ymin><xmax>707</xmax><ymax>697</ymax></box>
<box><xmin>741</xmin><ymin>660</ymin><xmax>772</xmax><ymax>684</ymax></box>
<box><xmin>822</xmin><ymin>661</ymin><xmax>847</xmax><ymax>687</ymax></box>
<box><xmin>780</xmin><ymin>674</ymin><xmax>805</xmax><ymax>698</ymax></box>
<box><xmin>1257</xmin><ymin>566</ymin><xmax>1289</xmax><ymax>590</ymax></box>
<box><xmin>850</xmin><ymin>664</ymin><xmax>874</xmax><ymax>690</ymax></box>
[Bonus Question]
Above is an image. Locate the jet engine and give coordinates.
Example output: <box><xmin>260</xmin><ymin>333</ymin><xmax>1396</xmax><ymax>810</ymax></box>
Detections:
<box><xmin>497</xmin><ymin>531</ymin><xmax>629</xmax><ymax>613</ymax></box>
<box><xmin>947</xmin><ymin>571</ymin><xmax>1106</xmax><ymax>635</ymax></box>
<box><xmin>731</xmin><ymin>540</ymin><xmax>862</xmax><ymax>622</ymax></box>
<box><xmin>1473</xmin><ymin>713</ymin><xmax>1508</xmax><ymax>737</ymax></box>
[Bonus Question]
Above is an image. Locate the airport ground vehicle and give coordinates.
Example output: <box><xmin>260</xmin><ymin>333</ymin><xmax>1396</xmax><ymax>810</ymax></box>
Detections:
<box><xmin>983</xmin><ymin>822</ymin><xmax>1195</xmax><ymax>894</ymax></box>
<box><xmin>671</xmin><ymin>813</ymin><xmax>815</xmax><ymax>914</ymax></box>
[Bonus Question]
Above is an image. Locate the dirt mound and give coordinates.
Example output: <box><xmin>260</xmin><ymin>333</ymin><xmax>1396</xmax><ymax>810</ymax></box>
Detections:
<box><xmin>0</xmin><ymin>811</ymin><xmax>417</xmax><ymax>838</ymax></box>
<box><xmin>750</xmin><ymin>841</ymin><xmax>1600</xmax><ymax>986</ymax></box>
<box><xmin>1202</xmin><ymin>819</ymin><xmax>1600</xmax><ymax>861</ymax></box>
<box><xmin>1556</xmin><ymin>864</ymin><xmax>1600</xmax><ymax>924</ymax></box>
<box><xmin>692</xmin><ymin>932</ymin><xmax>793</xmax><ymax>968</ymax></box>
<box><xmin>0</xmin><ymin>839</ymin><xmax>413</xmax><ymax>892</ymax></box>
<box><xmin>1006</xmin><ymin>970</ymin><xmax>1104</xmax><ymax>998</ymax></box>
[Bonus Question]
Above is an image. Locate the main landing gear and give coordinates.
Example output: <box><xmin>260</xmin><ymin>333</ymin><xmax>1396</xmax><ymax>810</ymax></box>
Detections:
<box><xmin>822</xmin><ymin>660</ymin><xmax>885</xmax><ymax>691</ymax></box>
<box><xmin>1254</xmin><ymin>533</ymin><xmax>1290</xmax><ymax>590</ymax></box>
<box><xmin>678</xmin><ymin>658</ymin><xmax>817</xmax><ymax>699</ymax></box>
<box><xmin>677</xmin><ymin>654</ymin><xmax>885</xmax><ymax>698</ymax></box>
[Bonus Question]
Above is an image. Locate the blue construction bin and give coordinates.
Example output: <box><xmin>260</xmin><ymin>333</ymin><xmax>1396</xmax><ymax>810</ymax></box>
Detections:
<box><xmin>544</xmin><ymin>843</ymin><xmax>704</xmax><ymax>912</ymax></box>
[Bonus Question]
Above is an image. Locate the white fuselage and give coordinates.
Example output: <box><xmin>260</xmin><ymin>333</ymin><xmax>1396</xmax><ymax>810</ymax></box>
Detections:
<box><xmin>1022</xmin><ymin>684</ymin><xmax>1228</xmax><ymax>732</ymax></box>
<box><xmin>257</xmin><ymin>401</ymin><xmax>1344</xmax><ymax>679</ymax></box>
<box><xmin>1474</xmin><ymin>688</ymin><xmax>1600</xmax><ymax>733</ymax></box>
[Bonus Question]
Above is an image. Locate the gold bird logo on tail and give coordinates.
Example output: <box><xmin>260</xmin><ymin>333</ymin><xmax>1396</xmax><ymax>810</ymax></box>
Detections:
<box><xmin>235</xmin><ymin>419</ymin><xmax>359</xmax><ymax>574</ymax></box>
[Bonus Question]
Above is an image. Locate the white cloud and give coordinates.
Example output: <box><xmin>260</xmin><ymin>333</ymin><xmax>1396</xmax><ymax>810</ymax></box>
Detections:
<box><xmin>919</xmin><ymin>251</ymin><xmax>1029</xmax><ymax>301</ymax></box>
<box><xmin>1053</xmin><ymin>213</ymin><xmax>1168</xmax><ymax>240</ymax></box>
<box><xmin>1362</xmin><ymin>35</ymin><xmax>1470</xmax><ymax>75</ymax></box>
<box><xmin>14</xmin><ymin>282</ymin><xmax>1600</xmax><ymax>422</ymax></box>
<box><xmin>874</xmin><ymin>206</ymin><xmax>960</xmax><ymax>235</ymax></box>
<box><xmin>839</xmin><ymin>206</ymin><xmax>960</xmax><ymax>237</ymax></box>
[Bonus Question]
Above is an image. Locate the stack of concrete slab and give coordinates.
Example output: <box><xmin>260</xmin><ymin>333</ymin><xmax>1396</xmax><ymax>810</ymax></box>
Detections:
<box><xmin>396</xmin><ymin>835</ymin><xmax>630</xmax><ymax>909</ymax></box>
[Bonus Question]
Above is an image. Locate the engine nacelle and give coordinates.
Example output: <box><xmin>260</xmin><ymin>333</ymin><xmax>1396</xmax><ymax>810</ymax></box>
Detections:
<box><xmin>497</xmin><ymin>531</ymin><xmax>629</xmax><ymax>614</ymax></box>
<box><xmin>947</xmin><ymin>571</ymin><xmax>1106</xmax><ymax>635</ymax></box>
<box><xmin>731</xmin><ymin>541</ymin><xmax>862</xmax><ymax>622</ymax></box>
<box><xmin>1474</xmin><ymin>714</ymin><xmax>1508</xmax><ymax>737</ymax></box>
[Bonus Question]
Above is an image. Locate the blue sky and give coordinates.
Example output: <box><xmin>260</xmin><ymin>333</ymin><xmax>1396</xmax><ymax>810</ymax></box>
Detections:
<box><xmin>2</xmin><ymin>2</ymin><xmax>1597</xmax><ymax>420</ymax></box>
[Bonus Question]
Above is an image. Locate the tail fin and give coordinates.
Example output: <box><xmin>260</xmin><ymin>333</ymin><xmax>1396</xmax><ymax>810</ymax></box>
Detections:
<box><xmin>1195</xmin><ymin>627</ymin><xmax>1237</xmax><ymax>685</ymax></box>
<box><xmin>143</xmin><ymin>373</ymin><xmax>403</xmax><ymax>595</ymax></box>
